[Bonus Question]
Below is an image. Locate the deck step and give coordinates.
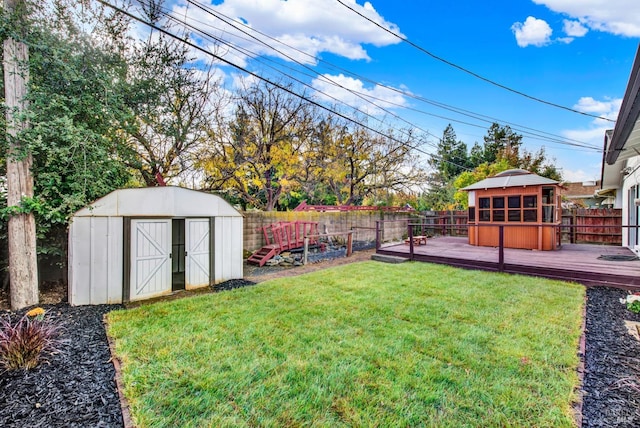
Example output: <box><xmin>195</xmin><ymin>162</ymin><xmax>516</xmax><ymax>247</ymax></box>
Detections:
<box><xmin>371</xmin><ymin>254</ymin><xmax>410</xmax><ymax>264</ymax></box>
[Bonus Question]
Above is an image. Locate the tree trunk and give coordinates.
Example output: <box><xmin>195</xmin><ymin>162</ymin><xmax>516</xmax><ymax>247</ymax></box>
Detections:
<box><xmin>4</xmin><ymin>0</ymin><xmax>39</xmax><ymax>310</ymax></box>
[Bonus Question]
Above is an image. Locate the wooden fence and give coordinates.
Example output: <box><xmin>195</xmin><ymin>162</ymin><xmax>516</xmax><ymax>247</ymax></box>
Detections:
<box><xmin>560</xmin><ymin>208</ymin><xmax>622</xmax><ymax>245</ymax></box>
<box><xmin>419</xmin><ymin>210</ymin><xmax>469</xmax><ymax>237</ymax></box>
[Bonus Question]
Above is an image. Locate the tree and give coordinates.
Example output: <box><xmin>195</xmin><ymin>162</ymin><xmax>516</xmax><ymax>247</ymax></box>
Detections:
<box><xmin>1</xmin><ymin>0</ymin><xmax>135</xmax><ymax>303</ymax></box>
<box><xmin>468</xmin><ymin>122</ymin><xmax>523</xmax><ymax>168</ymax></box>
<box><xmin>468</xmin><ymin>123</ymin><xmax>561</xmax><ymax>179</ymax></box>
<box><xmin>364</xmin><ymin>128</ymin><xmax>429</xmax><ymax>206</ymax></box>
<box><xmin>25</xmin><ymin>21</ymin><xmax>133</xmax><ymax>229</ymax></box>
<box><xmin>516</xmin><ymin>147</ymin><xmax>562</xmax><ymax>181</ymax></box>
<box><xmin>452</xmin><ymin>159</ymin><xmax>512</xmax><ymax>208</ymax></box>
<box><xmin>298</xmin><ymin>114</ymin><xmax>346</xmax><ymax>205</ymax></box>
<box><xmin>119</xmin><ymin>2</ymin><xmax>225</xmax><ymax>187</ymax></box>
<box><xmin>312</xmin><ymin>122</ymin><xmax>427</xmax><ymax>206</ymax></box>
<box><xmin>203</xmin><ymin>81</ymin><xmax>315</xmax><ymax>211</ymax></box>
<box><xmin>428</xmin><ymin>124</ymin><xmax>469</xmax><ymax>182</ymax></box>
<box><xmin>430</xmin><ymin>123</ymin><xmax>562</xmax><ymax>210</ymax></box>
<box><xmin>424</xmin><ymin>124</ymin><xmax>469</xmax><ymax>210</ymax></box>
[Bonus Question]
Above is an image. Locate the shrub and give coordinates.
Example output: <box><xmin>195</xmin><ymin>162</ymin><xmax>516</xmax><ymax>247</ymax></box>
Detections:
<box><xmin>0</xmin><ymin>310</ymin><xmax>62</xmax><ymax>370</ymax></box>
<box><xmin>621</xmin><ymin>293</ymin><xmax>640</xmax><ymax>314</ymax></box>
<box><xmin>628</xmin><ymin>300</ymin><xmax>640</xmax><ymax>314</ymax></box>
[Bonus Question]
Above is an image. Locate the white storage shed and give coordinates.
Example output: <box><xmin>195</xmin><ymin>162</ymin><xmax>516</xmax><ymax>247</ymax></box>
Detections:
<box><xmin>68</xmin><ymin>187</ymin><xmax>243</xmax><ymax>305</ymax></box>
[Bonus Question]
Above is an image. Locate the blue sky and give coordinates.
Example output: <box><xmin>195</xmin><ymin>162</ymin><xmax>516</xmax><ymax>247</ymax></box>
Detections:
<box><xmin>163</xmin><ymin>0</ymin><xmax>640</xmax><ymax>182</ymax></box>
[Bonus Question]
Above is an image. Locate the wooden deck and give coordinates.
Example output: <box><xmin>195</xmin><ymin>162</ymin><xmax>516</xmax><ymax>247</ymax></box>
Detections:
<box><xmin>377</xmin><ymin>236</ymin><xmax>640</xmax><ymax>289</ymax></box>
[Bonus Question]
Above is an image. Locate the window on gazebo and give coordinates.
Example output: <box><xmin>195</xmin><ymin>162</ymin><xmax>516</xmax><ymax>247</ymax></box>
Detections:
<box><xmin>479</xmin><ymin>197</ymin><xmax>490</xmax><ymax>221</ymax></box>
<box><xmin>523</xmin><ymin>195</ymin><xmax>537</xmax><ymax>222</ymax></box>
<box><xmin>492</xmin><ymin>197</ymin><xmax>505</xmax><ymax>221</ymax></box>
<box><xmin>508</xmin><ymin>196</ymin><xmax>521</xmax><ymax>221</ymax></box>
<box><xmin>475</xmin><ymin>195</ymin><xmax>540</xmax><ymax>222</ymax></box>
<box><xmin>542</xmin><ymin>187</ymin><xmax>555</xmax><ymax>223</ymax></box>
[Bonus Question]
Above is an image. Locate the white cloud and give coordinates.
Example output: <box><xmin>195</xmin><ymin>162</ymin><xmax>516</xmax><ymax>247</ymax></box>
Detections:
<box><xmin>172</xmin><ymin>0</ymin><xmax>403</xmax><ymax>66</ymax></box>
<box><xmin>563</xmin><ymin>19</ymin><xmax>588</xmax><ymax>37</ymax></box>
<box><xmin>231</xmin><ymin>73</ymin><xmax>260</xmax><ymax>90</ymax></box>
<box><xmin>511</xmin><ymin>16</ymin><xmax>553</xmax><ymax>47</ymax></box>
<box><xmin>311</xmin><ymin>73</ymin><xmax>408</xmax><ymax>116</ymax></box>
<box><xmin>574</xmin><ymin>96</ymin><xmax>622</xmax><ymax>126</ymax></box>
<box><xmin>534</xmin><ymin>0</ymin><xmax>640</xmax><ymax>37</ymax></box>
<box><xmin>557</xmin><ymin>37</ymin><xmax>574</xmax><ymax>44</ymax></box>
<box><xmin>561</xmin><ymin>96</ymin><xmax>622</xmax><ymax>147</ymax></box>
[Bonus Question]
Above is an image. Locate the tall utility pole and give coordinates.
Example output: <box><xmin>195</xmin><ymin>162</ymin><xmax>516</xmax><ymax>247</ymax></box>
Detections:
<box><xmin>3</xmin><ymin>0</ymin><xmax>39</xmax><ymax>310</ymax></box>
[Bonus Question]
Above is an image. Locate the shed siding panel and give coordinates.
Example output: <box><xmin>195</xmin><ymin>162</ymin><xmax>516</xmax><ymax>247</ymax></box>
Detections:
<box><xmin>214</xmin><ymin>217</ymin><xmax>243</xmax><ymax>283</ymax></box>
<box><xmin>106</xmin><ymin>217</ymin><xmax>124</xmax><ymax>303</ymax></box>
<box><xmin>69</xmin><ymin>218</ymin><xmax>92</xmax><ymax>305</ymax></box>
<box><xmin>69</xmin><ymin>217</ymin><xmax>124</xmax><ymax>306</ymax></box>
<box><xmin>89</xmin><ymin>219</ymin><xmax>109</xmax><ymax>305</ymax></box>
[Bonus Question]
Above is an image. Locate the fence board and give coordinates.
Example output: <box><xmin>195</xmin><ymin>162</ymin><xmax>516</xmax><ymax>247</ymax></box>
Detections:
<box><xmin>561</xmin><ymin>208</ymin><xmax>621</xmax><ymax>245</ymax></box>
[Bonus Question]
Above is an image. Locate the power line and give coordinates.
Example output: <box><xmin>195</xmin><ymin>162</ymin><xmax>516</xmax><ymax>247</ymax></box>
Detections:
<box><xmin>174</xmin><ymin>1</ymin><xmax>588</xmax><ymax>166</ymax></box>
<box><xmin>335</xmin><ymin>0</ymin><xmax>616</xmax><ymax>123</ymax></box>
<box><xmin>97</xmin><ymin>0</ymin><xmax>472</xmax><ymax>173</ymax></box>
<box><xmin>177</xmin><ymin>1</ymin><xmax>452</xmax><ymax>148</ymax></box>
<box><xmin>182</xmin><ymin>0</ymin><xmax>600</xmax><ymax>151</ymax></box>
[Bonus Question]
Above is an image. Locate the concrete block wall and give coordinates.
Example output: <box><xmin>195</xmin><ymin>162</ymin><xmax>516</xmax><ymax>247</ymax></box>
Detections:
<box><xmin>242</xmin><ymin>211</ymin><xmax>415</xmax><ymax>253</ymax></box>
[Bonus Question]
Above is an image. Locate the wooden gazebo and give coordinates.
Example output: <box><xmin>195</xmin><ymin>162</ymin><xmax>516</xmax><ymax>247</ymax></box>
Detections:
<box><xmin>462</xmin><ymin>169</ymin><xmax>561</xmax><ymax>251</ymax></box>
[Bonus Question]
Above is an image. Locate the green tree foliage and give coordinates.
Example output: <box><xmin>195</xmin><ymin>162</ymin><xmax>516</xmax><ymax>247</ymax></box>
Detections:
<box><xmin>470</xmin><ymin>122</ymin><xmax>523</xmax><ymax>166</ymax></box>
<box><xmin>424</xmin><ymin>124</ymin><xmax>469</xmax><ymax>210</ymax></box>
<box><xmin>470</xmin><ymin>123</ymin><xmax>561</xmax><ymax>180</ymax></box>
<box><xmin>429</xmin><ymin>124</ymin><xmax>469</xmax><ymax>181</ymax></box>
<box><xmin>1</xmin><ymin>1</ymin><xmax>133</xmax><ymax>267</ymax></box>
<box><xmin>424</xmin><ymin>123</ymin><xmax>562</xmax><ymax>210</ymax></box>
<box><xmin>452</xmin><ymin>159</ymin><xmax>512</xmax><ymax>208</ymax></box>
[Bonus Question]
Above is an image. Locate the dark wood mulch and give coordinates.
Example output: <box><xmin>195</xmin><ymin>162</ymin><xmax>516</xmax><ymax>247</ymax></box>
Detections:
<box><xmin>1</xmin><ymin>283</ymin><xmax>640</xmax><ymax>427</ymax></box>
<box><xmin>582</xmin><ymin>287</ymin><xmax>640</xmax><ymax>427</ymax></box>
<box><xmin>0</xmin><ymin>303</ymin><xmax>124</xmax><ymax>428</ymax></box>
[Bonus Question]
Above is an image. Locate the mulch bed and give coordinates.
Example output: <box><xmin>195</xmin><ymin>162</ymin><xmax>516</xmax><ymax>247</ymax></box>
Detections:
<box><xmin>582</xmin><ymin>287</ymin><xmax>640</xmax><ymax>427</ymax></box>
<box><xmin>1</xmin><ymin>282</ymin><xmax>640</xmax><ymax>427</ymax></box>
<box><xmin>0</xmin><ymin>304</ymin><xmax>124</xmax><ymax>428</ymax></box>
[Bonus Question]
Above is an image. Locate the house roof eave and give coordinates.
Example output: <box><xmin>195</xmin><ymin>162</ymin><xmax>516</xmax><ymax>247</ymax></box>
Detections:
<box><xmin>606</xmin><ymin>43</ymin><xmax>640</xmax><ymax>166</ymax></box>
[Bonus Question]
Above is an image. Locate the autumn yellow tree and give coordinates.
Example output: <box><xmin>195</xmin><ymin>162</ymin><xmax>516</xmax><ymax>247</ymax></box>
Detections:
<box><xmin>202</xmin><ymin>81</ymin><xmax>314</xmax><ymax>211</ymax></box>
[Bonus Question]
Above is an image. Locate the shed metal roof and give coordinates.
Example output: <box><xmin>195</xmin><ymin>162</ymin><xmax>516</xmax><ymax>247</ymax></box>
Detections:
<box><xmin>462</xmin><ymin>171</ymin><xmax>559</xmax><ymax>191</ymax></box>
<box><xmin>73</xmin><ymin>186</ymin><xmax>242</xmax><ymax>217</ymax></box>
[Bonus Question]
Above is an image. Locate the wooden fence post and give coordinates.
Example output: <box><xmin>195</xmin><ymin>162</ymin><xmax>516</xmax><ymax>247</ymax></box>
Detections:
<box><xmin>408</xmin><ymin>222</ymin><xmax>414</xmax><ymax>260</ymax></box>
<box><xmin>303</xmin><ymin>237</ymin><xmax>309</xmax><ymax>265</ymax></box>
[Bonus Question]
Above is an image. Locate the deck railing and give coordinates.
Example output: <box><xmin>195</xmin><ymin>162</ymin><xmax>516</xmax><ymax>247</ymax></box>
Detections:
<box><xmin>375</xmin><ymin>219</ymin><xmax>634</xmax><ymax>274</ymax></box>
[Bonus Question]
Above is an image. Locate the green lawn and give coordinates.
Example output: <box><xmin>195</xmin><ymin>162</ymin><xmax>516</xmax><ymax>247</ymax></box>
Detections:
<box><xmin>107</xmin><ymin>261</ymin><xmax>585</xmax><ymax>428</ymax></box>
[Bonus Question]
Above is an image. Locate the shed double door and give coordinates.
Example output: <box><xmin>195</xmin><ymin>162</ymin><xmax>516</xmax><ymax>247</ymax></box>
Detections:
<box><xmin>130</xmin><ymin>219</ymin><xmax>210</xmax><ymax>301</ymax></box>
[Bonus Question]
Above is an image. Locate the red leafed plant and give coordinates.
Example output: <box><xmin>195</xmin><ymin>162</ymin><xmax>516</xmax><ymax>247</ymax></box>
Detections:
<box><xmin>0</xmin><ymin>309</ymin><xmax>62</xmax><ymax>370</ymax></box>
